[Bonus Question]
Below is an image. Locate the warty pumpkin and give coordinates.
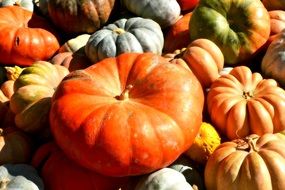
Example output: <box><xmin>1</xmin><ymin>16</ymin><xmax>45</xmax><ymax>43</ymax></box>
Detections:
<box><xmin>205</xmin><ymin>133</ymin><xmax>285</xmax><ymax>190</ymax></box>
<box><xmin>50</xmin><ymin>52</ymin><xmax>204</xmax><ymax>177</ymax></box>
<box><xmin>0</xmin><ymin>6</ymin><xmax>59</xmax><ymax>66</ymax></box>
<box><xmin>207</xmin><ymin>66</ymin><xmax>285</xmax><ymax>140</ymax></box>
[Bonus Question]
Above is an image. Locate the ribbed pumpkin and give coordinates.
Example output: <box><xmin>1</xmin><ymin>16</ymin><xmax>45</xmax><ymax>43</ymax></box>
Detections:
<box><xmin>164</xmin><ymin>39</ymin><xmax>224</xmax><ymax>89</ymax></box>
<box><xmin>207</xmin><ymin>66</ymin><xmax>285</xmax><ymax>140</ymax></box>
<box><xmin>1</xmin><ymin>0</ymin><xmax>34</xmax><ymax>12</ymax></box>
<box><xmin>9</xmin><ymin>61</ymin><xmax>69</xmax><ymax>140</ymax></box>
<box><xmin>46</xmin><ymin>0</ymin><xmax>117</xmax><ymax>34</ymax></box>
<box><xmin>50</xmin><ymin>52</ymin><xmax>204</xmax><ymax>177</ymax></box>
<box><xmin>0</xmin><ymin>164</ymin><xmax>44</xmax><ymax>190</ymax></box>
<box><xmin>121</xmin><ymin>0</ymin><xmax>181</xmax><ymax>28</ymax></box>
<box><xmin>190</xmin><ymin>0</ymin><xmax>270</xmax><ymax>65</ymax></box>
<box><xmin>0</xmin><ymin>6</ymin><xmax>60</xmax><ymax>66</ymax></box>
<box><xmin>32</xmin><ymin>142</ymin><xmax>130</xmax><ymax>190</ymax></box>
<box><xmin>85</xmin><ymin>17</ymin><xmax>164</xmax><ymax>63</ymax></box>
<box><xmin>205</xmin><ymin>133</ymin><xmax>285</xmax><ymax>190</ymax></box>
<box><xmin>261</xmin><ymin>29</ymin><xmax>285</xmax><ymax>87</ymax></box>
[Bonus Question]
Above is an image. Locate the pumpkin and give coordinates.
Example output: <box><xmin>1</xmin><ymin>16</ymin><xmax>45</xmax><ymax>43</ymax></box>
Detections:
<box><xmin>177</xmin><ymin>0</ymin><xmax>199</xmax><ymax>11</ymax></box>
<box><xmin>269</xmin><ymin>10</ymin><xmax>285</xmax><ymax>42</ymax></box>
<box><xmin>0</xmin><ymin>66</ymin><xmax>23</xmax><ymax>128</ymax></box>
<box><xmin>1</xmin><ymin>0</ymin><xmax>34</xmax><ymax>12</ymax></box>
<box><xmin>163</xmin><ymin>12</ymin><xmax>192</xmax><ymax>54</ymax></box>
<box><xmin>85</xmin><ymin>17</ymin><xmax>164</xmax><ymax>63</ymax></box>
<box><xmin>121</xmin><ymin>0</ymin><xmax>181</xmax><ymax>28</ymax></box>
<box><xmin>169</xmin><ymin>156</ymin><xmax>205</xmax><ymax>190</ymax></box>
<box><xmin>0</xmin><ymin>164</ymin><xmax>44</xmax><ymax>190</ymax></box>
<box><xmin>50</xmin><ymin>48</ymin><xmax>92</xmax><ymax>72</ymax></box>
<box><xmin>46</xmin><ymin>0</ymin><xmax>117</xmax><ymax>34</ymax></box>
<box><xmin>262</xmin><ymin>0</ymin><xmax>285</xmax><ymax>11</ymax></box>
<box><xmin>189</xmin><ymin>0</ymin><xmax>270</xmax><ymax>65</ymax></box>
<box><xmin>261</xmin><ymin>29</ymin><xmax>285</xmax><ymax>87</ymax></box>
<box><xmin>9</xmin><ymin>61</ymin><xmax>69</xmax><ymax>140</ymax></box>
<box><xmin>135</xmin><ymin>168</ymin><xmax>194</xmax><ymax>190</ymax></box>
<box><xmin>207</xmin><ymin>66</ymin><xmax>285</xmax><ymax>140</ymax></box>
<box><xmin>0</xmin><ymin>127</ymin><xmax>33</xmax><ymax>164</ymax></box>
<box><xmin>50</xmin><ymin>52</ymin><xmax>204</xmax><ymax>176</ymax></box>
<box><xmin>59</xmin><ymin>34</ymin><xmax>91</xmax><ymax>53</ymax></box>
<box><xmin>205</xmin><ymin>133</ymin><xmax>285</xmax><ymax>190</ymax></box>
<box><xmin>0</xmin><ymin>6</ymin><xmax>60</xmax><ymax>66</ymax></box>
<box><xmin>32</xmin><ymin>142</ymin><xmax>130</xmax><ymax>190</ymax></box>
<box><xmin>164</xmin><ymin>38</ymin><xmax>224</xmax><ymax>89</ymax></box>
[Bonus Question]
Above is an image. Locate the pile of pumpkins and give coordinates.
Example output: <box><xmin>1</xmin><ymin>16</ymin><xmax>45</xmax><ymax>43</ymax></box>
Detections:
<box><xmin>1</xmin><ymin>0</ymin><xmax>285</xmax><ymax>189</ymax></box>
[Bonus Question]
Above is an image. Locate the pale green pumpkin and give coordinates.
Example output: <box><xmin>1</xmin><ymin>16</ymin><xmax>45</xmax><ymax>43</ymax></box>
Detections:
<box><xmin>1</xmin><ymin>0</ymin><xmax>34</xmax><ymax>12</ymax></box>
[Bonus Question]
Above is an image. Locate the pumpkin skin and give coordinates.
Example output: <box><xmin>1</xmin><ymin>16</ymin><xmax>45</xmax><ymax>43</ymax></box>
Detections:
<box><xmin>261</xmin><ymin>29</ymin><xmax>285</xmax><ymax>87</ymax></box>
<box><xmin>50</xmin><ymin>52</ymin><xmax>204</xmax><ymax>177</ymax></box>
<box><xmin>121</xmin><ymin>0</ymin><xmax>181</xmax><ymax>28</ymax></box>
<box><xmin>59</xmin><ymin>34</ymin><xmax>91</xmax><ymax>53</ymax></box>
<box><xmin>9</xmin><ymin>61</ymin><xmax>69</xmax><ymax>139</ymax></box>
<box><xmin>1</xmin><ymin>0</ymin><xmax>34</xmax><ymax>12</ymax></box>
<box><xmin>135</xmin><ymin>168</ymin><xmax>193</xmax><ymax>190</ymax></box>
<box><xmin>51</xmin><ymin>47</ymin><xmax>92</xmax><ymax>72</ymax></box>
<box><xmin>0</xmin><ymin>164</ymin><xmax>44</xmax><ymax>190</ymax></box>
<box><xmin>163</xmin><ymin>12</ymin><xmax>192</xmax><ymax>54</ymax></box>
<box><xmin>205</xmin><ymin>133</ymin><xmax>285</xmax><ymax>190</ymax></box>
<box><xmin>32</xmin><ymin>142</ymin><xmax>130</xmax><ymax>190</ymax></box>
<box><xmin>268</xmin><ymin>10</ymin><xmax>285</xmax><ymax>42</ymax></box>
<box><xmin>177</xmin><ymin>0</ymin><xmax>199</xmax><ymax>11</ymax></box>
<box><xmin>0</xmin><ymin>127</ymin><xmax>33</xmax><ymax>164</ymax></box>
<box><xmin>164</xmin><ymin>39</ymin><xmax>224</xmax><ymax>89</ymax></box>
<box><xmin>262</xmin><ymin>0</ymin><xmax>285</xmax><ymax>11</ymax></box>
<box><xmin>47</xmin><ymin>0</ymin><xmax>117</xmax><ymax>34</ymax></box>
<box><xmin>85</xmin><ymin>17</ymin><xmax>164</xmax><ymax>63</ymax></box>
<box><xmin>0</xmin><ymin>6</ymin><xmax>60</xmax><ymax>66</ymax></box>
<box><xmin>207</xmin><ymin>66</ymin><xmax>285</xmax><ymax>140</ymax></box>
<box><xmin>190</xmin><ymin>0</ymin><xmax>270</xmax><ymax>65</ymax></box>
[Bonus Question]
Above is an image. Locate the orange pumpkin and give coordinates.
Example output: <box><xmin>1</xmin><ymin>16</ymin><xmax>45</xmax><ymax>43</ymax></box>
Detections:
<box><xmin>207</xmin><ymin>66</ymin><xmax>285</xmax><ymax>140</ymax></box>
<box><xmin>50</xmin><ymin>52</ymin><xmax>204</xmax><ymax>176</ymax></box>
<box><xmin>32</xmin><ymin>142</ymin><xmax>130</xmax><ymax>190</ymax></box>
<box><xmin>163</xmin><ymin>12</ymin><xmax>192</xmax><ymax>53</ymax></box>
<box><xmin>0</xmin><ymin>6</ymin><xmax>60</xmax><ymax>66</ymax></box>
<box><xmin>262</xmin><ymin>0</ymin><xmax>285</xmax><ymax>11</ymax></box>
<box><xmin>205</xmin><ymin>133</ymin><xmax>285</xmax><ymax>190</ymax></box>
<box><xmin>164</xmin><ymin>39</ymin><xmax>224</xmax><ymax>89</ymax></box>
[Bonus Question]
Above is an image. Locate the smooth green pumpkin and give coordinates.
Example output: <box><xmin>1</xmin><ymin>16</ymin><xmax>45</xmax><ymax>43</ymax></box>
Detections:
<box><xmin>190</xmin><ymin>0</ymin><xmax>270</xmax><ymax>65</ymax></box>
<box><xmin>121</xmin><ymin>0</ymin><xmax>181</xmax><ymax>28</ymax></box>
<box><xmin>9</xmin><ymin>61</ymin><xmax>69</xmax><ymax>140</ymax></box>
<box><xmin>85</xmin><ymin>17</ymin><xmax>164</xmax><ymax>62</ymax></box>
<box><xmin>135</xmin><ymin>168</ymin><xmax>193</xmax><ymax>190</ymax></box>
<box><xmin>0</xmin><ymin>164</ymin><xmax>44</xmax><ymax>190</ymax></box>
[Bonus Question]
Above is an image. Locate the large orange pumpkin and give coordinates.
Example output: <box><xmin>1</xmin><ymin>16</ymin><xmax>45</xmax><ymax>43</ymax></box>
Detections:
<box><xmin>205</xmin><ymin>133</ymin><xmax>285</xmax><ymax>190</ymax></box>
<box><xmin>207</xmin><ymin>66</ymin><xmax>285</xmax><ymax>140</ymax></box>
<box><xmin>50</xmin><ymin>52</ymin><xmax>204</xmax><ymax>177</ymax></box>
<box><xmin>0</xmin><ymin>6</ymin><xmax>60</xmax><ymax>66</ymax></box>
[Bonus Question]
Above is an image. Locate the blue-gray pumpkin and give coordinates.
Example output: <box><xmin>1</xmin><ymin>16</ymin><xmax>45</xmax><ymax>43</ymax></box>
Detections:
<box><xmin>85</xmin><ymin>17</ymin><xmax>164</xmax><ymax>63</ymax></box>
<box><xmin>122</xmin><ymin>0</ymin><xmax>181</xmax><ymax>28</ymax></box>
<box><xmin>0</xmin><ymin>164</ymin><xmax>44</xmax><ymax>190</ymax></box>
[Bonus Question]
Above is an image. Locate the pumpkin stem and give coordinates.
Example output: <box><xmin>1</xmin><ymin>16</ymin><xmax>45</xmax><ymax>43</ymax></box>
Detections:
<box><xmin>236</xmin><ymin>136</ymin><xmax>259</xmax><ymax>152</ymax></box>
<box><xmin>242</xmin><ymin>91</ymin><xmax>253</xmax><ymax>99</ymax></box>
<box><xmin>115</xmin><ymin>84</ymin><xmax>133</xmax><ymax>101</ymax></box>
<box><xmin>113</xmin><ymin>28</ymin><xmax>126</xmax><ymax>35</ymax></box>
<box><xmin>0</xmin><ymin>178</ymin><xmax>9</xmax><ymax>189</ymax></box>
<box><xmin>5</xmin><ymin>66</ymin><xmax>23</xmax><ymax>81</ymax></box>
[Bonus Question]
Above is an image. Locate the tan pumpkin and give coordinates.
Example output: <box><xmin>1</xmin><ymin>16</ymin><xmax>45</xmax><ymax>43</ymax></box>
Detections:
<box><xmin>205</xmin><ymin>133</ymin><xmax>285</xmax><ymax>190</ymax></box>
<box><xmin>207</xmin><ymin>66</ymin><xmax>285</xmax><ymax>140</ymax></box>
<box><xmin>164</xmin><ymin>39</ymin><xmax>224</xmax><ymax>89</ymax></box>
<box><xmin>261</xmin><ymin>28</ymin><xmax>285</xmax><ymax>87</ymax></box>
